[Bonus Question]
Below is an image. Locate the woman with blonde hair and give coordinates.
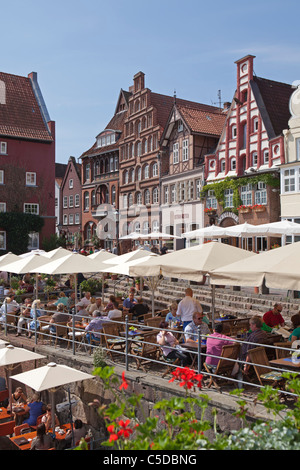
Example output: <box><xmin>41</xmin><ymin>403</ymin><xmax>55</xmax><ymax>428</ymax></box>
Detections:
<box><xmin>28</xmin><ymin>299</ymin><xmax>43</xmax><ymax>338</ymax></box>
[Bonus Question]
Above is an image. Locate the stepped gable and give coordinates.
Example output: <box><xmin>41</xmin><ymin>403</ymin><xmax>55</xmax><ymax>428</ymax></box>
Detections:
<box><xmin>251</xmin><ymin>76</ymin><xmax>293</xmax><ymax>138</ymax></box>
<box><xmin>0</xmin><ymin>71</ymin><xmax>52</xmax><ymax>142</ymax></box>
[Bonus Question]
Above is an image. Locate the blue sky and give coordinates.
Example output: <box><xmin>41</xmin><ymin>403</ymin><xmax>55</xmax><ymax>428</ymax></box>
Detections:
<box><xmin>1</xmin><ymin>0</ymin><xmax>300</xmax><ymax>164</ymax></box>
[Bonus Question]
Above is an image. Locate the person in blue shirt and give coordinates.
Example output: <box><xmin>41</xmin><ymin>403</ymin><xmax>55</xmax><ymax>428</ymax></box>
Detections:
<box><xmin>165</xmin><ymin>302</ymin><xmax>180</xmax><ymax>324</ymax></box>
<box><xmin>289</xmin><ymin>313</ymin><xmax>300</xmax><ymax>343</ymax></box>
<box><xmin>23</xmin><ymin>393</ymin><xmax>46</xmax><ymax>427</ymax></box>
<box><xmin>123</xmin><ymin>292</ymin><xmax>137</xmax><ymax>312</ymax></box>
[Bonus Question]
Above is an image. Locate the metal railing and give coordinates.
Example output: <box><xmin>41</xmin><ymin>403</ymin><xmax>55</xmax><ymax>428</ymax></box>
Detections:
<box><xmin>1</xmin><ymin>303</ymin><xmax>299</xmax><ymax>398</ymax></box>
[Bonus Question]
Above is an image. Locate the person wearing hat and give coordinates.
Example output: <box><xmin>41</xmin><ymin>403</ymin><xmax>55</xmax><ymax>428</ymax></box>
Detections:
<box><xmin>74</xmin><ymin>301</ymin><xmax>88</xmax><ymax>321</ymax></box>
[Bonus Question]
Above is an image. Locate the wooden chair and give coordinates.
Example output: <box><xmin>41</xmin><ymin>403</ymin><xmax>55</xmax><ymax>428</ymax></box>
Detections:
<box><xmin>247</xmin><ymin>346</ymin><xmax>286</xmax><ymax>388</ymax></box>
<box><xmin>29</xmin><ymin>413</ymin><xmax>46</xmax><ymax>431</ymax></box>
<box><xmin>49</xmin><ymin>322</ymin><xmax>68</xmax><ymax>347</ymax></box>
<box><xmin>203</xmin><ymin>343</ymin><xmax>241</xmax><ymax>389</ymax></box>
<box><xmin>38</xmin><ymin>315</ymin><xmax>52</xmax><ymax>342</ymax></box>
<box><xmin>145</xmin><ymin>317</ymin><xmax>164</xmax><ymax>328</ymax></box>
<box><xmin>13</xmin><ymin>423</ymin><xmax>32</xmax><ymax>436</ymax></box>
<box><xmin>102</xmin><ymin>323</ymin><xmax>126</xmax><ymax>359</ymax></box>
<box><xmin>0</xmin><ymin>419</ymin><xmax>15</xmax><ymax>437</ymax></box>
<box><xmin>155</xmin><ymin>309</ymin><xmax>169</xmax><ymax>317</ymax></box>
<box><xmin>131</xmin><ymin>332</ymin><xmax>160</xmax><ymax>371</ymax></box>
<box><xmin>0</xmin><ymin>312</ymin><xmax>17</xmax><ymax>331</ymax></box>
<box><xmin>273</xmin><ymin>341</ymin><xmax>292</xmax><ymax>359</ymax></box>
<box><xmin>161</xmin><ymin>355</ymin><xmax>180</xmax><ymax>378</ymax></box>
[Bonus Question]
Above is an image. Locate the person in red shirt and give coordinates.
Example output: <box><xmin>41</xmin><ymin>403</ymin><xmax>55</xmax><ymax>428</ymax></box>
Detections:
<box><xmin>263</xmin><ymin>303</ymin><xmax>285</xmax><ymax>328</ymax></box>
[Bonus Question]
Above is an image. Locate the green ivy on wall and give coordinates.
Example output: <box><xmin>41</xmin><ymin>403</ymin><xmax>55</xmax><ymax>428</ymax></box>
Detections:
<box><xmin>0</xmin><ymin>212</ymin><xmax>44</xmax><ymax>255</ymax></box>
<box><xmin>201</xmin><ymin>174</ymin><xmax>280</xmax><ymax>210</ymax></box>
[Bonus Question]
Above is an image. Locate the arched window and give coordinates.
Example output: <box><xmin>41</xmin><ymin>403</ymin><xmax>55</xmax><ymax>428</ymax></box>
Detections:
<box><xmin>91</xmin><ymin>190</ymin><xmax>96</xmax><ymax>206</ymax></box>
<box><xmin>128</xmin><ymin>193</ymin><xmax>133</xmax><ymax>207</ymax></box>
<box><xmin>111</xmin><ymin>185</ymin><xmax>116</xmax><ymax>205</ymax></box>
<box><xmin>130</xmin><ymin>168</ymin><xmax>135</xmax><ymax>182</ymax></box>
<box><xmin>152</xmin><ymin>162</ymin><xmax>158</xmax><ymax>177</ymax></box>
<box><xmin>153</xmin><ymin>187</ymin><xmax>159</xmax><ymax>204</ymax></box>
<box><xmin>136</xmin><ymin>192</ymin><xmax>142</xmax><ymax>206</ymax></box>
<box><xmin>144</xmin><ymin>164</ymin><xmax>149</xmax><ymax>179</ymax></box>
<box><xmin>145</xmin><ymin>189</ymin><xmax>150</xmax><ymax>205</ymax></box>
<box><xmin>84</xmin><ymin>192</ymin><xmax>89</xmax><ymax>211</ymax></box>
<box><xmin>137</xmin><ymin>167</ymin><xmax>142</xmax><ymax>181</ymax></box>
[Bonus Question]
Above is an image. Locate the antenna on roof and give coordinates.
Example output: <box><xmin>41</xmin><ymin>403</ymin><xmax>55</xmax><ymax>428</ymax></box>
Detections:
<box><xmin>211</xmin><ymin>90</ymin><xmax>222</xmax><ymax>108</ymax></box>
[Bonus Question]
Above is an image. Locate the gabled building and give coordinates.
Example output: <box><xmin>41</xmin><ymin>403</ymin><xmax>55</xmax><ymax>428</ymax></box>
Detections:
<box><xmin>160</xmin><ymin>99</ymin><xmax>226</xmax><ymax>248</ymax></box>
<box><xmin>0</xmin><ymin>71</ymin><xmax>55</xmax><ymax>251</ymax></box>
<box><xmin>281</xmin><ymin>84</ymin><xmax>300</xmax><ymax>243</ymax></box>
<box><xmin>55</xmin><ymin>162</ymin><xmax>67</xmax><ymax>234</ymax></box>
<box><xmin>80</xmin><ymin>88</ymin><xmax>130</xmax><ymax>252</ymax></box>
<box><xmin>59</xmin><ymin>156</ymin><xmax>81</xmax><ymax>249</ymax></box>
<box><xmin>203</xmin><ymin>55</ymin><xmax>293</xmax><ymax>251</ymax></box>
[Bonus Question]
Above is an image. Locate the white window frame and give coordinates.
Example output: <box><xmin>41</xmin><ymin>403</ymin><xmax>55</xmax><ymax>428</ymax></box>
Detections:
<box><xmin>263</xmin><ymin>149</ymin><xmax>269</xmax><ymax>165</ymax></box>
<box><xmin>173</xmin><ymin>143</ymin><xmax>179</xmax><ymax>164</ymax></box>
<box><xmin>152</xmin><ymin>162</ymin><xmax>158</xmax><ymax>177</ymax></box>
<box><xmin>63</xmin><ymin>196</ymin><xmax>68</xmax><ymax>208</ymax></box>
<box><xmin>153</xmin><ymin>187</ymin><xmax>159</xmax><ymax>204</ymax></box>
<box><xmin>0</xmin><ymin>231</ymin><xmax>6</xmax><ymax>250</ymax></box>
<box><xmin>0</xmin><ymin>202</ymin><xmax>6</xmax><ymax>213</ymax></box>
<box><xmin>26</xmin><ymin>172</ymin><xmax>36</xmax><ymax>186</ymax></box>
<box><xmin>252</xmin><ymin>152</ymin><xmax>258</xmax><ymax>166</ymax></box>
<box><xmin>0</xmin><ymin>142</ymin><xmax>7</xmax><ymax>155</ymax></box>
<box><xmin>144</xmin><ymin>164</ymin><xmax>149</xmax><ymax>179</ymax></box>
<box><xmin>164</xmin><ymin>186</ymin><xmax>169</xmax><ymax>204</ymax></box>
<box><xmin>69</xmin><ymin>214</ymin><xmax>74</xmax><ymax>225</ymax></box>
<box><xmin>75</xmin><ymin>194</ymin><xmax>80</xmax><ymax>207</ymax></box>
<box><xmin>69</xmin><ymin>179</ymin><xmax>73</xmax><ymax>189</ymax></box>
<box><xmin>240</xmin><ymin>184</ymin><xmax>253</xmax><ymax>206</ymax></box>
<box><xmin>63</xmin><ymin>214</ymin><xmax>68</xmax><ymax>225</ymax></box>
<box><xmin>182</xmin><ymin>139</ymin><xmax>189</xmax><ymax>161</ymax></box>
<box><xmin>283</xmin><ymin>168</ymin><xmax>296</xmax><ymax>193</ymax></box>
<box><xmin>206</xmin><ymin>190</ymin><xmax>217</xmax><ymax>209</ymax></box>
<box><xmin>75</xmin><ymin>213</ymin><xmax>80</xmax><ymax>224</ymax></box>
<box><xmin>145</xmin><ymin>189</ymin><xmax>150</xmax><ymax>205</ymax></box>
<box><xmin>0</xmin><ymin>170</ymin><xmax>4</xmax><ymax>185</ymax></box>
<box><xmin>24</xmin><ymin>203</ymin><xmax>39</xmax><ymax>215</ymax></box>
<box><xmin>28</xmin><ymin>232</ymin><xmax>39</xmax><ymax>250</ymax></box>
<box><xmin>224</xmin><ymin>189</ymin><xmax>234</xmax><ymax>208</ymax></box>
<box><xmin>69</xmin><ymin>195</ymin><xmax>74</xmax><ymax>208</ymax></box>
<box><xmin>255</xmin><ymin>182</ymin><xmax>267</xmax><ymax>205</ymax></box>
<box><xmin>220</xmin><ymin>159</ymin><xmax>225</xmax><ymax>172</ymax></box>
<box><xmin>171</xmin><ymin>184</ymin><xmax>176</xmax><ymax>203</ymax></box>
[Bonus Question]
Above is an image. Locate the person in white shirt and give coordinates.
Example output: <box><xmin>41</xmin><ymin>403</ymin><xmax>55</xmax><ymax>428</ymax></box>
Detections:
<box><xmin>107</xmin><ymin>301</ymin><xmax>122</xmax><ymax>320</ymax></box>
<box><xmin>80</xmin><ymin>291</ymin><xmax>91</xmax><ymax>307</ymax></box>
<box><xmin>176</xmin><ymin>288</ymin><xmax>203</xmax><ymax>330</ymax></box>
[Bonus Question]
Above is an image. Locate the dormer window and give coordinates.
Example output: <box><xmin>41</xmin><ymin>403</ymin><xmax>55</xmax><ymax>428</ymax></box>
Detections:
<box><xmin>178</xmin><ymin>120</ymin><xmax>183</xmax><ymax>132</ymax></box>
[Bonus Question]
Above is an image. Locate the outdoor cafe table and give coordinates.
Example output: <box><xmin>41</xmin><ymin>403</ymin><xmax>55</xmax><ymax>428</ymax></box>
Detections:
<box><xmin>180</xmin><ymin>340</ymin><xmax>207</xmax><ymax>368</ymax></box>
<box><xmin>269</xmin><ymin>357</ymin><xmax>300</xmax><ymax>372</ymax></box>
<box><xmin>0</xmin><ymin>404</ymin><xmax>27</xmax><ymax>423</ymax></box>
<box><xmin>0</xmin><ymin>406</ymin><xmax>12</xmax><ymax>423</ymax></box>
<box><xmin>9</xmin><ymin>422</ymin><xmax>72</xmax><ymax>450</ymax></box>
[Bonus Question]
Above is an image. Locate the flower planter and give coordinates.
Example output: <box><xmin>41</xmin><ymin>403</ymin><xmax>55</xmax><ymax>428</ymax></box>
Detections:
<box><xmin>239</xmin><ymin>208</ymin><xmax>251</xmax><ymax>214</ymax></box>
<box><xmin>253</xmin><ymin>207</ymin><xmax>265</xmax><ymax>213</ymax></box>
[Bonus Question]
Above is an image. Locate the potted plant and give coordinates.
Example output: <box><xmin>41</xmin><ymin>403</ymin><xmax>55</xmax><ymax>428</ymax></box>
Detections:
<box><xmin>237</xmin><ymin>205</ymin><xmax>252</xmax><ymax>214</ymax></box>
<box><xmin>135</xmin><ymin>278</ymin><xmax>141</xmax><ymax>290</ymax></box>
<box><xmin>252</xmin><ymin>204</ymin><xmax>265</xmax><ymax>212</ymax></box>
<box><xmin>204</xmin><ymin>207</ymin><xmax>216</xmax><ymax>215</ymax></box>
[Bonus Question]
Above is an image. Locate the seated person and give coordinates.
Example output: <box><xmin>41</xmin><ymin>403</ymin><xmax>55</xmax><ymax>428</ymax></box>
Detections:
<box><xmin>263</xmin><ymin>303</ymin><xmax>285</xmax><ymax>329</ymax></box>
<box><xmin>241</xmin><ymin>316</ymin><xmax>270</xmax><ymax>374</ymax></box>
<box><xmin>67</xmin><ymin>292</ymin><xmax>76</xmax><ymax>312</ymax></box>
<box><xmin>80</xmin><ymin>291</ymin><xmax>91</xmax><ymax>307</ymax></box>
<box><xmin>123</xmin><ymin>292</ymin><xmax>137</xmax><ymax>312</ymax></box>
<box><xmin>86</xmin><ymin>297</ymin><xmax>97</xmax><ymax>315</ymax></box>
<box><xmin>157</xmin><ymin>321</ymin><xmax>190</xmax><ymax>367</ymax></box>
<box><xmin>105</xmin><ymin>295</ymin><xmax>117</xmax><ymax>313</ymax></box>
<box><xmin>16</xmin><ymin>298</ymin><xmax>32</xmax><ymax>336</ymax></box>
<box><xmin>23</xmin><ymin>393</ymin><xmax>46</xmax><ymax>427</ymax></box>
<box><xmin>85</xmin><ymin>310</ymin><xmax>104</xmax><ymax>343</ymax></box>
<box><xmin>41</xmin><ymin>404</ymin><xmax>59</xmax><ymax>432</ymax></box>
<box><xmin>30</xmin><ymin>423</ymin><xmax>54</xmax><ymax>450</ymax></box>
<box><xmin>0</xmin><ymin>296</ymin><xmax>20</xmax><ymax>324</ymax></box>
<box><xmin>132</xmin><ymin>297</ymin><xmax>149</xmax><ymax>321</ymax></box>
<box><xmin>11</xmin><ymin>386</ymin><xmax>27</xmax><ymax>406</ymax></box>
<box><xmin>49</xmin><ymin>303</ymin><xmax>70</xmax><ymax>333</ymax></box>
<box><xmin>204</xmin><ymin>323</ymin><xmax>236</xmax><ymax>372</ymax></box>
<box><xmin>65</xmin><ymin>419</ymin><xmax>89</xmax><ymax>447</ymax></box>
<box><xmin>53</xmin><ymin>292</ymin><xmax>69</xmax><ymax>307</ymax></box>
<box><xmin>27</xmin><ymin>299</ymin><xmax>44</xmax><ymax>338</ymax></box>
<box><xmin>73</xmin><ymin>302</ymin><xmax>89</xmax><ymax>322</ymax></box>
<box><xmin>184</xmin><ymin>312</ymin><xmax>210</xmax><ymax>344</ymax></box>
<box><xmin>165</xmin><ymin>302</ymin><xmax>180</xmax><ymax>324</ymax></box>
<box><xmin>289</xmin><ymin>313</ymin><xmax>300</xmax><ymax>342</ymax></box>
<box><xmin>107</xmin><ymin>301</ymin><xmax>122</xmax><ymax>320</ymax></box>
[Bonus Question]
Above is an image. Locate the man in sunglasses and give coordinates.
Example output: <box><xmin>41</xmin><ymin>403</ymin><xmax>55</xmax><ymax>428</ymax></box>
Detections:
<box><xmin>263</xmin><ymin>303</ymin><xmax>285</xmax><ymax>329</ymax></box>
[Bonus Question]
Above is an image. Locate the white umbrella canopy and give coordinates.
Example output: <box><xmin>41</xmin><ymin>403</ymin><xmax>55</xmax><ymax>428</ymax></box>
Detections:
<box><xmin>210</xmin><ymin>241</ymin><xmax>300</xmax><ymax>290</ymax></box>
<box><xmin>101</xmin><ymin>254</ymin><xmax>159</xmax><ymax>276</ymax></box>
<box><xmin>10</xmin><ymin>362</ymin><xmax>94</xmax><ymax>392</ymax></box>
<box><xmin>43</xmin><ymin>247</ymin><xmax>73</xmax><ymax>260</ymax></box>
<box><xmin>29</xmin><ymin>252</ymin><xmax>103</xmax><ymax>276</ymax></box>
<box><xmin>182</xmin><ymin>225</ymin><xmax>227</xmax><ymax>239</ymax></box>
<box><xmin>119</xmin><ymin>232</ymin><xmax>143</xmax><ymax>240</ymax></box>
<box><xmin>103</xmin><ymin>248</ymin><xmax>157</xmax><ymax>266</ymax></box>
<box><xmin>223</xmin><ymin>222</ymin><xmax>257</xmax><ymax>237</ymax></box>
<box><xmin>246</xmin><ymin>220</ymin><xmax>300</xmax><ymax>236</ymax></box>
<box><xmin>0</xmin><ymin>253</ymin><xmax>50</xmax><ymax>274</ymax></box>
<box><xmin>88</xmin><ymin>250</ymin><xmax>118</xmax><ymax>262</ymax></box>
<box><xmin>130</xmin><ymin>241</ymin><xmax>256</xmax><ymax>282</ymax></box>
<box><xmin>0</xmin><ymin>252</ymin><xmax>20</xmax><ymax>267</ymax></box>
<box><xmin>19</xmin><ymin>249</ymin><xmax>47</xmax><ymax>258</ymax></box>
<box><xmin>139</xmin><ymin>231</ymin><xmax>182</xmax><ymax>240</ymax></box>
<box><xmin>0</xmin><ymin>344</ymin><xmax>45</xmax><ymax>367</ymax></box>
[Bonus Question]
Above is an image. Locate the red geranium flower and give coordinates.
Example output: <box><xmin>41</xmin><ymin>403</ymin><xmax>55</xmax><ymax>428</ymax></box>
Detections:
<box><xmin>119</xmin><ymin>371</ymin><xmax>129</xmax><ymax>390</ymax></box>
<box><xmin>117</xmin><ymin>419</ymin><xmax>133</xmax><ymax>439</ymax></box>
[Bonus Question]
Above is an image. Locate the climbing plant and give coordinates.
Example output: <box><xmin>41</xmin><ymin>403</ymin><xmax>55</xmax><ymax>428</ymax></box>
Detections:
<box><xmin>0</xmin><ymin>212</ymin><xmax>44</xmax><ymax>255</ymax></box>
<box><xmin>200</xmin><ymin>174</ymin><xmax>280</xmax><ymax>211</ymax></box>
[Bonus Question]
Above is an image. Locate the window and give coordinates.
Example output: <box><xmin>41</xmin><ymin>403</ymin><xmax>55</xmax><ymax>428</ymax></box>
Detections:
<box><xmin>253</xmin><ymin>117</ymin><xmax>259</xmax><ymax>132</ymax></box>
<box><xmin>179</xmin><ymin>182</ymin><xmax>185</xmax><ymax>201</ymax></box>
<box><xmin>152</xmin><ymin>220</ymin><xmax>159</xmax><ymax>232</ymax></box>
<box><xmin>252</xmin><ymin>152</ymin><xmax>258</xmax><ymax>166</ymax></box>
<box><xmin>128</xmin><ymin>193</ymin><xmax>133</xmax><ymax>207</ymax></box>
<box><xmin>224</xmin><ymin>189</ymin><xmax>234</xmax><ymax>207</ymax></box>
<box><xmin>69</xmin><ymin>179</ymin><xmax>73</xmax><ymax>189</ymax></box>
<box><xmin>153</xmin><ymin>187</ymin><xmax>159</xmax><ymax>204</ymax></box>
<box><xmin>28</xmin><ymin>232</ymin><xmax>39</xmax><ymax>250</ymax></box>
<box><xmin>296</xmin><ymin>139</ymin><xmax>300</xmax><ymax>161</ymax></box>
<box><xmin>0</xmin><ymin>231</ymin><xmax>6</xmax><ymax>250</ymax></box>
<box><xmin>182</xmin><ymin>139</ymin><xmax>189</xmax><ymax>161</ymax></box>
<box><xmin>242</xmin><ymin>123</ymin><xmax>247</xmax><ymax>149</ymax></box>
<box><xmin>145</xmin><ymin>189</ymin><xmax>150</xmax><ymax>205</ymax></box>
<box><xmin>69</xmin><ymin>214</ymin><xmax>74</xmax><ymax>225</ymax></box>
<box><xmin>91</xmin><ymin>191</ymin><xmax>96</xmax><ymax>206</ymax></box>
<box><xmin>220</xmin><ymin>159</ymin><xmax>225</xmax><ymax>172</ymax></box>
<box><xmin>69</xmin><ymin>195</ymin><xmax>74</xmax><ymax>207</ymax></box>
<box><xmin>26</xmin><ymin>172</ymin><xmax>36</xmax><ymax>186</ymax></box>
<box><xmin>164</xmin><ymin>186</ymin><xmax>169</xmax><ymax>204</ymax></box>
<box><xmin>63</xmin><ymin>214</ymin><xmax>67</xmax><ymax>225</ymax></box>
<box><xmin>135</xmin><ymin>222</ymin><xmax>140</xmax><ymax>233</ymax></box>
<box><xmin>85</xmin><ymin>163</ymin><xmax>90</xmax><ymax>181</ymax></box>
<box><xmin>230</xmin><ymin>158</ymin><xmax>236</xmax><ymax>171</ymax></box>
<box><xmin>84</xmin><ymin>192</ymin><xmax>89</xmax><ymax>211</ymax></box>
<box><xmin>255</xmin><ymin>182</ymin><xmax>267</xmax><ymax>205</ymax></box>
<box><xmin>143</xmin><ymin>221</ymin><xmax>149</xmax><ymax>234</ymax></box>
<box><xmin>196</xmin><ymin>179</ymin><xmax>201</xmax><ymax>199</ymax></box>
<box><xmin>0</xmin><ymin>170</ymin><xmax>4</xmax><ymax>185</ymax></box>
<box><xmin>75</xmin><ymin>213</ymin><xmax>80</xmax><ymax>224</ymax></box>
<box><xmin>137</xmin><ymin>167</ymin><xmax>142</xmax><ymax>181</ymax></box>
<box><xmin>173</xmin><ymin>143</ymin><xmax>179</xmax><ymax>164</ymax></box>
<box><xmin>110</xmin><ymin>157</ymin><xmax>114</xmax><ymax>172</ymax></box>
<box><xmin>123</xmin><ymin>194</ymin><xmax>128</xmax><ymax>209</ymax></box>
<box><xmin>0</xmin><ymin>203</ymin><xmax>6</xmax><ymax>213</ymax></box>
<box><xmin>231</xmin><ymin>125</ymin><xmax>237</xmax><ymax>139</ymax></box>
<box><xmin>0</xmin><ymin>142</ymin><xmax>7</xmax><ymax>154</ymax></box>
<box><xmin>263</xmin><ymin>150</ymin><xmax>269</xmax><ymax>165</ymax></box>
<box><xmin>144</xmin><ymin>164</ymin><xmax>149</xmax><ymax>179</ymax></box>
<box><xmin>240</xmin><ymin>184</ymin><xmax>253</xmax><ymax>206</ymax></box>
<box><xmin>130</xmin><ymin>168</ymin><xmax>135</xmax><ymax>182</ymax></box>
<box><xmin>75</xmin><ymin>194</ymin><xmax>80</xmax><ymax>207</ymax></box>
<box><xmin>63</xmin><ymin>196</ymin><xmax>68</xmax><ymax>208</ymax></box>
<box><xmin>284</xmin><ymin>169</ymin><xmax>296</xmax><ymax>192</ymax></box>
<box><xmin>124</xmin><ymin>170</ymin><xmax>129</xmax><ymax>184</ymax></box>
<box><xmin>171</xmin><ymin>184</ymin><xmax>176</xmax><ymax>203</ymax></box>
<box><xmin>206</xmin><ymin>190</ymin><xmax>217</xmax><ymax>209</ymax></box>
<box><xmin>136</xmin><ymin>192</ymin><xmax>142</xmax><ymax>206</ymax></box>
<box><xmin>24</xmin><ymin>203</ymin><xmax>39</xmax><ymax>215</ymax></box>
<box><xmin>152</xmin><ymin>162</ymin><xmax>158</xmax><ymax>177</ymax></box>
<box><xmin>111</xmin><ymin>185</ymin><xmax>116</xmax><ymax>205</ymax></box>
<box><xmin>178</xmin><ymin>120</ymin><xmax>183</xmax><ymax>132</ymax></box>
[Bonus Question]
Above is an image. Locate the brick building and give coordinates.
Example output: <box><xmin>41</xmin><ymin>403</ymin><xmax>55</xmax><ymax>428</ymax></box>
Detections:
<box><xmin>203</xmin><ymin>55</ymin><xmax>293</xmax><ymax>251</ymax></box>
<box><xmin>160</xmin><ymin>98</ymin><xmax>226</xmax><ymax>249</ymax></box>
<box><xmin>80</xmin><ymin>89</ymin><xmax>130</xmax><ymax>252</ymax></box>
<box><xmin>59</xmin><ymin>156</ymin><xmax>81</xmax><ymax>249</ymax></box>
<box><xmin>0</xmin><ymin>71</ymin><xmax>55</xmax><ymax>251</ymax></box>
